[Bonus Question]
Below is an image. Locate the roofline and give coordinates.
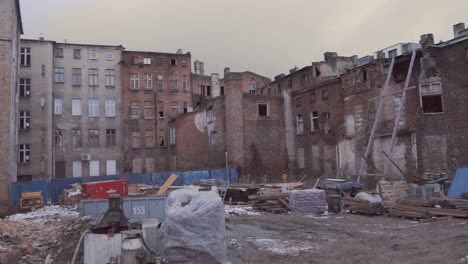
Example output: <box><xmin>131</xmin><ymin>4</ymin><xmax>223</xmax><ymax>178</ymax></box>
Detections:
<box><xmin>270</xmin><ymin>65</ymin><xmax>312</xmax><ymax>85</ymax></box>
<box><xmin>21</xmin><ymin>38</ymin><xmax>55</xmax><ymax>43</ymax></box>
<box><xmin>55</xmin><ymin>42</ymin><xmax>124</xmax><ymax>49</ymax></box>
<box><xmin>292</xmin><ymin>77</ymin><xmax>341</xmax><ymax>96</ymax></box>
<box><xmin>15</xmin><ymin>0</ymin><xmax>23</xmax><ymax>34</ymax></box>
<box><xmin>373</xmin><ymin>42</ymin><xmax>419</xmax><ymax>53</ymax></box>
<box><xmin>429</xmin><ymin>34</ymin><xmax>468</xmax><ymax>48</ymax></box>
<box><xmin>124</xmin><ymin>50</ymin><xmax>191</xmax><ymax>56</ymax></box>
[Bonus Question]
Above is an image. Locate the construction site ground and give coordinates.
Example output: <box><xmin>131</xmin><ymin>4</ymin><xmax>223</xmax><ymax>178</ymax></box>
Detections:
<box><xmin>226</xmin><ymin>212</ymin><xmax>468</xmax><ymax>264</ymax></box>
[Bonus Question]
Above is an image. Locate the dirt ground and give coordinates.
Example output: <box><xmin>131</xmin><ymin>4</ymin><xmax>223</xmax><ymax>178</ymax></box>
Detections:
<box><xmin>225</xmin><ymin>213</ymin><xmax>468</xmax><ymax>264</ymax></box>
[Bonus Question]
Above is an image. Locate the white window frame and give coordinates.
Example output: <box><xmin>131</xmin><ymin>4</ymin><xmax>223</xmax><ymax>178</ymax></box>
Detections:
<box><xmin>72</xmin><ymin>68</ymin><xmax>82</xmax><ymax>86</ymax></box>
<box><xmin>54</xmin><ymin>98</ymin><xmax>63</xmax><ymax>115</ymax></box>
<box><xmin>89</xmin><ymin>50</ymin><xmax>98</xmax><ymax>60</ymax></box>
<box><xmin>88</xmin><ymin>99</ymin><xmax>99</xmax><ymax>117</ymax></box>
<box><xmin>130</xmin><ymin>73</ymin><xmax>139</xmax><ymax>90</ymax></box>
<box><xmin>20</xmin><ymin>78</ymin><xmax>31</xmax><ymax>97</ymax></box>
<box><xmin>310</xmin><ymin>111</ymin><xmax>318</xmax><ymax>132</ymax></box>
<box><xmin>169</xmin><ymin>126</ymin><xmax>176</xmax><ymax>145</ymax></box>
<box><xmin>20</xmin><ymin>47</ymin><xmax>31</xmax><ymax>66</ymax></box>
<box><xmin>88</xmin><ymin>68</ymin><xmax>99</xmax><ymax>87</ymax></box>
<box><xmin>144</xmin><ymin>73</ymin><xmax>153</xmax><ymax>89</ymax></box>
<box><xmin>249</xmin><ymin>83</ymin><xmax>256</xmax><ymax>94</ymax></box>
<box><xmin>54</xmin><ymin>67</ymin><xmax>64</xmax><ymax>83</ymax></box>
<box><xmin>143</xmin><ymin>58</ymin><xmax>151</xmax><ymax>65</ymax></box>
<box><xmin>105</xmin><ymin>99</ymin><xmax>116</xmax><ymax>117</ymax></box>
<box><xmin>19</xmin><ymin>111</ymin><xmax>30</xmax><ymax>129</ymax></box>
<box><xmin>105</xmin><ymin>69</ymin><xmax>115</xmax><ymax>87</ymax></box>
<box><xmin>157</xmin><ymin>75</ymin><xmax>163</xmax><ymax>90</ymax></box>
<box><xmin>72</xmin><ymin>99</ymin><xmax>82</xmax><ymax>116</ymax></box>
<box><xmin>106</xmin><ymin>52</ymin><xmax>113</xmax><ymax>61</ymax></box>
<box><xmin>19</xmin><ymin>144</ymin><xmax>30</xmax><ymax>163</ymax></box>
<box><xmin>296</xmin><ymin>114</ymin><xmax>304</xmax><ymax>135</ymax></box>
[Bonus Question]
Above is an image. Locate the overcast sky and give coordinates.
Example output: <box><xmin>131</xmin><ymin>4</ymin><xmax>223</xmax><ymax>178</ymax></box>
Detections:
<box><xmin>20</xmin><ymin>0</ymin><xmax>468</xmax><ymax>78</ymax></box>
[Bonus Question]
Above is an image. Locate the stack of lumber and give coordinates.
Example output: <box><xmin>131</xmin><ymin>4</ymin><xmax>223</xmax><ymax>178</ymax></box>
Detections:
<box><xmin>289</xmin><ymin>189</ymin><xmax>327</xmax><ymax>214</ymax></box>
<box><xmin>248</xmin><ymin>192</ymin><xmax>289</xmax><ymax>214</ymax></box>
<box><xmin>388</xmin><ymin>204</ymin><xmax>430</xmax><ymax>219</ymax></box>
<box><xmin>342</xmin><ymin>197</ymin><xmax>385</xmax><ymax>215</ymax></box>
<box><xmin>444</xmin><ymin>198</ymin><xmax>468</xmax><ymax>210</ymax></box>
<box><xmin>391</xmin><ymin>197</ymin><xmax>468</xmax><ymax>219</ymax></box>
<box><xmin>378</xmin><ymin>180</ymin><xmax>408</xmax><ymax>205</ymax></box>
<box><xmin>397</xmin><ymin>197</ymin><xmax>438</xmax><ymax>207</ymax></box>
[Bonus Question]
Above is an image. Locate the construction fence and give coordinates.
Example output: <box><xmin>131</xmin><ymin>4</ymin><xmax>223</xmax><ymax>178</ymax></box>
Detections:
<box><xmin>10</xmin><ymin>168</ymin><xmax>237</xmax><ymax>207</ymax></box>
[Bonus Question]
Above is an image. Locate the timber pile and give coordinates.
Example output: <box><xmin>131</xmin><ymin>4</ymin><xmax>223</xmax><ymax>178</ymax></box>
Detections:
<box><xmin>248</xmin><ymin>192</ymin><xmax>289</xmax><ymax>214</ymax></box>
<box><xmin>342</xmin><ymin>197</ymin><xmax>385</xmax><ymax>215</ymax></box>
<box><xmin>397</xmin><ymin>197</ymin><xmax>438</xmax><ymax>207</ymax></box>
<box><xmin>444</xmin><ymin>198</ymin><xmax>468</xmax><ymax>210</ymax></box>
<box><xmin>389</xmin><ymin>205</ymin><xmax>430</xmax><ymax>219</ymax></box>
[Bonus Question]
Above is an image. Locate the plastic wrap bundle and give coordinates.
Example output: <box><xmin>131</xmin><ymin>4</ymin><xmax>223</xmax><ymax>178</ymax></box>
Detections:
<box><xmin>157</xmin><ymin>188</ymin><xmax>227</xmax><ymax>264</ymax></box>
<box><xmin>289</xmin><ymin>189</ymin><xmax>327</xmax><ymax>214</ymax></box>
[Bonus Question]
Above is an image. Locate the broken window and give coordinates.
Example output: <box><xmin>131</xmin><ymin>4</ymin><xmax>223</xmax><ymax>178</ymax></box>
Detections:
<box><xmin>19</xmin><ymin>144</ymin><xmax>30</xmax><ymax>163</ymax></box>
<box><xmin>144</xmin><ymin>101</ymin><xmax>154</xmax><ymax>119</ymax></box>
<box><xmin>420</xmin><ymin>82</ymin><xmax>443</xmax><ymax>114</ymax></box>
<box><xmin>363</xmin><ymin>70</ymin><xmax>368</xmax><ymax>81</ymax></box>
<box><xmin>130</xmin><ymin>102</ymin><xmax>140</xmax><ymax>119</ymax></box>
<box><xmin>295</xmin><ymin>96</ymin><xmax>302</xmax><ymax>108</ymax></box>
<box><xmin>56</xmin><ymin>129</ymin><xmax>63</xmax><ymax>147</ymax></box>
<box><xmin>201</xmin><ymin>85</ymin><xmax>206</xmax><ymax>95</ymax></box>
<box><xmin>221</xmin><ymin>86</ymin><xmax>225</xmax><ymax>95</ymax></box>
<box><xmin>88</xmin><ymin>129</ymin><xmax>99</xmax><ymax>147</ymax></box>
<box><xmin>249</xmin><ymin>83</ymin><xmax>256</xmax><ymax>94</ymax></box>
<box><xmin>132</xmin><ymin>130</ymin><xmax>141</xmax><ymax>148</ymax></box>
<box><xmin>20</xmin><ymin>48</ymin><xmax>31</xmax><ymax>66</ymax></box>
<box><xmin>296</xmin><ymin>114</ymin><xmax>304</xmax><ymax>135</ymax></box>
<box><xmin>315</xmin><ymin>67</ymin><xmax>321</xmax><ymax>77</ymax></box>
<box><xmin>20</xmin><ymin>78</ymin><xmax>31</xmax><ymax>97</ymax></box>
<box><xmin>19</xmin><ymin>111</ymin><xmax>30</xmax><ymax>130</ymax></box>
<box><xmin>170</xmin><ymin>59</ymin><xmax>177</xmax><ymax>67</ymax></box>
<box><xmin>258</xmin><ymin>104</ymin><xmax>268</xmax><ymax>116</ymax></box>
<box><xmin>145</xmin><ymin>129</ymin><xmax>154</xmax><ymax>148</ymax></box>
<box><xmin>310</xmin><ymin>111</ymin><xmax>318</xmax><ymax>132</ymax></box>
<box><xmin>72</xmin><ymin>129</ymin><xmax>81</xmax><ymax>148</ymax></box>
<box><xmin>106</xmin><ymin>129</ymin><xmax>116</xmax><ymax>146</ymax></box>
<box><xmin>158</xmin><ymin>101</ymin><xmax>164</xmax><ymax>118</ymax></box>
<box><xmin>159</xmin><ymin>136</ymin><xmax>165</xmax><ymax>147</ymax></box>
<box><xmin>130</xmin><ymin>73</ymin><xmax>139</xmax><ymax>90</ymax></box>
<box><xmin>183</xmin><ymin>102</ymin><xmax>188</xmax><ymax>113</ymax></box>
<box><xmin>310</xmin><ymin>91</ymin><xmax>316</xmax><ymax>104</ymax></box>
<box><xmin>321</xmin><ymin>88</ymin><xmax>328</xmax><ymax>100</ymax></box>
<box><xmin>322</xmin><ymin>112</ymin><xmax>331</xmax><ymax>134</ymax></box>
<box><xmin>206</xmin><ymin>86</ymin><xmax>211</xmax><ymax>96</ymax></box>
<box><xmin>144</xmin><ymin>73</ymin><xmax>152</xmax><ymax>89</ymax></box>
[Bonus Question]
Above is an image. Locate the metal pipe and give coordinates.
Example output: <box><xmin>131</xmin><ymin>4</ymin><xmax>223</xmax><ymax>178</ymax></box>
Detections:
<box><xmin>71</xmin><ymin>229</ymin><xmax>91</xmax><ymax>264</ymax></box>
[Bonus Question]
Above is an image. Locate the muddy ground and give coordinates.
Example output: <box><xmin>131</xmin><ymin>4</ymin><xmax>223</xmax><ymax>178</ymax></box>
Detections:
<box><xmin>226</xmin><ymin>213</ymin><xmax>468</xmax><ymax>264</ymax></box>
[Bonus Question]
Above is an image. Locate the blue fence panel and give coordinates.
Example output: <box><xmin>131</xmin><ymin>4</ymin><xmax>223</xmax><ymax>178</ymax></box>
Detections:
<box><xmin>182</xmin><ymin>170</ymin><xmax>209</xmax><ymax>185</ymax></box>
<box><xmin>229</xmin><ymin>168</ymin><xmax>237</xmax><ymax>184</ymax></box>
<box><xmin>10</xmin><ymin>180</ymin><xmax>49</xmax><ymax>206</ymax></box>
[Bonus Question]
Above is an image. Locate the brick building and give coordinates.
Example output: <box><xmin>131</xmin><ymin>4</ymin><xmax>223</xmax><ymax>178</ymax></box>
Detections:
<box><xmin>0</xmin><ymin>0</ymin><xmax>22</xmax><ymax>210</ymax></box>
<box><xmin>121</xmin><ymin>50</ymin><xmax>192</xmax><ymax>173</ymax></box>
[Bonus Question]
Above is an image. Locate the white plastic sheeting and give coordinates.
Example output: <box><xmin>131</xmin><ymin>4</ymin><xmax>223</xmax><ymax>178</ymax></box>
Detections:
<box><xmin>158</xmin><ymin>188</ymin><xmax>227</xmax><ymax>263</ymax></box>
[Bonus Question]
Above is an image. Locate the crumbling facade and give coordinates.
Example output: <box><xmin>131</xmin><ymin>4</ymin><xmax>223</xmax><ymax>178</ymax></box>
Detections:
<box><xmin>0</xmin><ymin>0</ymin><xmax>22</xmax><ymax>210</ymax></box>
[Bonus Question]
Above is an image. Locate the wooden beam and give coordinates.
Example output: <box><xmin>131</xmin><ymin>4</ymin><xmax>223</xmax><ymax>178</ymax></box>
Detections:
<box><xmin>156</xmin><ymin>174</ymin><xmax>178</xmax><ymax>195</ymax></box>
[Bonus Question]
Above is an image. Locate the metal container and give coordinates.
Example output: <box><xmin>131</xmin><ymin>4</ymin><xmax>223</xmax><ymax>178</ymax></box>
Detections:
<box><xmin>84</xmin><ymin>233</ymin><xmax>123</xmax><ymax>264</ymax></box>
<box><xmin>80</xmin><ymin>196</ymin><xmax>166</xmax><ymax>221</ymax></box>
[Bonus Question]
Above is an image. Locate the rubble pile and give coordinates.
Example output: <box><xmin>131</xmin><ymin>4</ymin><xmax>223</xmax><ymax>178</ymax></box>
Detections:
<box><xmin>7</xmin><ymin>205</ymin><xmax>79</xmax><ymax>222</ymax></box>
<box><xmin>59</xmin><ymin>183</ymin><xmax>83</xmax><ymax>206</ymax></box>
<box><xmin>0</xmin><ymin>216</ymin><xmax>91</xmax><ymax>264</ymax></box>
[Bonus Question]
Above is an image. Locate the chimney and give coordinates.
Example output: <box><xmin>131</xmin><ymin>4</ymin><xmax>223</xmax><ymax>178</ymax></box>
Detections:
<box><xmin>194</xmin><ymin>60</ymin><xmax>205</xmax><ymax>75</ymax></box>
<box><xmin>289</xmin><ymin>66</ymin><xmax>298</xmax><ymax>74</ymax></box>
<box><xmin>176</xmin><ymin>48</ymin><xmax>183</xmax><ymax>54</ymax></box>
<box><xmin>376</xmin><ymin>50</ymin><xmax>385</xmax><ymax>59</ymax></box>
<box><xmin>39</xmin><ymin>37</ymin><xmax>44</xmax><ymax>41</ymax></box>
<box><xmin>419</xmin><ymin>34</ymin><xmax>434</xmax><ymax>48</ymax></box>
<box><xmin>224</xmin><ymin>67</ymin><xmax>230</xmax><ymax>75</ymax></box>
<box><xmin>453</xmin><ymin>23</ymin><xmax>465</xmax><ymax>38</ymax></box>
<box><xmin>324</xmin><ymin>52</ymin><xmax>338</xmax><ymax>61</ymax></box>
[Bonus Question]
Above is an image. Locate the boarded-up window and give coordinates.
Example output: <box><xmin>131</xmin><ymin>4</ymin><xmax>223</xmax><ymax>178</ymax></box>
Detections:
<box><xmin>311</xmin><ymin>145</ymin><xmax>320</xmax><ymax>171</ymax></box>
<box><xmin>145</xmin><ymin>158</ymin><xmax>154</xmax><ymax>173</ymax></box>
<box><xmin>144</xmin><ymin>101</ymin><xmax>154</xmax><ymax>119</ymax></box>
<box><xmin>297</xmin><ymin>148</ymin><xmax>305</xmax><ymax>169</ymax></box>
<box><xmin>132</xmin><ymin>130</ymin><xmax>141</xmax><ymax>148</ymax></box>
<box><xmin>145</xmin><ymin>129</ymin><xmax>154</xmax><ymax>148</ymax></box>
<box><xmin>132</xmin><ymin>159</ymin><xmax>142</xmax><ymax>173</ymax></box>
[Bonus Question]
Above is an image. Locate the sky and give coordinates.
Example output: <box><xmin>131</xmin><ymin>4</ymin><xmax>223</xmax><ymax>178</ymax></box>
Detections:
<box><xmin>20</xmin><ymin>0</ymin><xmax>468</xmax><ymax>79</ymax></box>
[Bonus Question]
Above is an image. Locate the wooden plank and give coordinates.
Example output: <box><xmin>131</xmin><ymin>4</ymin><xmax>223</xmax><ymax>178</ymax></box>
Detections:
<box><xmin>278</xmin><ymin>198</ymin><xmax>290</xmax><ymax>210</ymax></box>
<box><xmin>156</xmin><ymin>174</ymin><xmax>178</xmax><ymax>195</ymax></box>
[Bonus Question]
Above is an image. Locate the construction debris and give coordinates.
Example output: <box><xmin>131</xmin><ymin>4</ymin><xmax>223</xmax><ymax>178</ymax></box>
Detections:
<box><xmin>7</xmin><ymin>205</ymin><xmax>79</xmax><ymax>222</ymax></box>
<box><xmin>289</xmin><ymin>189</ymin><xmax>327</xmax><ymax>215</ymax></box>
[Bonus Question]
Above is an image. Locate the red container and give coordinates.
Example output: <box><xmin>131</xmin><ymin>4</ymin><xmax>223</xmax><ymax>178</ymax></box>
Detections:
<box><xmin>82</xmin><ymin>179</ymin><xmax>129</xmax><ymax>199</ymax></box>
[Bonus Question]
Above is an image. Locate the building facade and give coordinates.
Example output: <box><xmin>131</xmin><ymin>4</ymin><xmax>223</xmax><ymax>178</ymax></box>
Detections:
<box><xmin>121</xmin><ymin>50</ymin><xmax>192</xmax><ymax>173</ymax></box>
<box><xmin>0</xmin><ymin>0</ymin><xmax>22</xmax><ymax>210</ymax></box>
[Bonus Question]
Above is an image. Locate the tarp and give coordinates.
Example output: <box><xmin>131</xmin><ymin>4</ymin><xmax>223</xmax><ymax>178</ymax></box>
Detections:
<box><xmin>448</xmin><ymin>167</ymin><xmax>468</xmax><ymax>198</ymax></box>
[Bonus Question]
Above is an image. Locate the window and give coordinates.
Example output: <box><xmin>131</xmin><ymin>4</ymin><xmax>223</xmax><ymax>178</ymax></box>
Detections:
<box><xmin>363</xmin><ymin>70</ymin><xmax>368</xmax><ymax>81</ymax></box>
<box><xmin>310</xmin><ymin>91</ymin><xmax>316</xmax><ymax>103</ymax></box>
<box><xmin>106</xmin><ymin>160</ymin><xmax>116</xmax><ymax>175</ymax></box>
<box><xmin>55</xmin><ymin>47</ymin><xmax>64</xmax><ymax>58</ymax></box>
<box><xmin>131</xmin><ymin>57</ymin><xmax>139</xmax><ymax>65</ymax></box>
<box><xmin>170</xmin><ymin>101</ymin><xmax>179</xmax><ymax>116</ymax></box>
<box><xmin>106</xmin><ymin>52</ymin><xmax>113</xmax><ymax>61</ymax></box>
<box><xmin>220</xmin><ymin>86</ymin><xmax>224</xmax><ymax>95</ymax></box>
<box><xmin>207</xmin><ymin>109</ymin><xmax>213</xmax><ymax>123</ymax></box>
<box><xmin>72</xmin><ymin>129</ymin><xmax>81</xmax><ymax>148</ymax></box>
<box><xmin>249</xmin><ymin>83</ymin><xmax>256</xmax><ymax>94</ymax></box>
<box><xmin>132</xmin><ymin>130</ymin><xmax>141</xmax><ymax>148</ymax></box>
<box><xmin>169</xmin><ymin>126</ymin><xmax>176</xmax><ymax>145</ymax></box>
<box><xmin>20</xmin><ymin>48</ymin><xmax>31</xmax><ymax>66</ymax></box>
<box><xmin>158</xmin><ymin>101</ymin><xmax>164</xmax><ymax>118</ymax></box>
<box><xmin>323</xmin><ymin>112</ymin><xmax>331</xmax><ymax>134</ymax></box>
<box><xmin>41</xmin><ymin>65</ymin><xmax>45</xmax><ymax>76</ymax></box>
<box><xmin>132</xmin><ymin>159</ymin><xmax>142</xmax><ymax>173</ymax></box>
<box><xmin>90</xmin><ymin>160</ymin><xmax>100</xmax><ymax>176</ymax></box>
<box><xmin>72</xmin><ymin>68</ymin><xmax>82</xmax><ymax>86</ymax></box>
<box><xmin>19</xmin><ymin>144</ymin><xmax>30</xmax><ymax>163</ymax></box>
<box><xmin>105</xmin><ymin>99</ymin><xmax>116</xmax><ymax>117</ymax></box>
<box><xmin>209</xmin><ymin>132</ymin><xmax>217</xmax><ymax>145</ymax></box>
<box><xmin>89</xmin><ymin>50</ymin><xmax>98</xmax><ymax>60</ymax></box>
<box><xmin>73</xmin><ymin>49</ymin><xmax>81</xmax><ymax>59</ymax></box>
<box><xmin>143</xmin><ymin>58</ymin><xmax>151</xmax><ymax>65</ymax></box>
<box><xmin>206</xmin><ymin>86</ymin><xmax>211</xmax><ymax>96</ymax></box>
<box><xmin>145</xmin><ymin>129</ymin><xmax>154</xmax><ymax>148</ymax></box>
<box><xmin>170</xmin><ymin>59</ymin><xmax>177</xmax><ymax>67</ymax></box>
<box><xmin>19</xmin><ymin>111</ymin><xmax>30</xmax><ymax>129</ymax></box>
<box><xmin>144</xmin><ymin>74</ymin><xmax>153</xmax><ymax>89</ymax></box>
<box><xmin>144</xmin><ymin>101</ymin><xmax>154</xmax><ymax>119</ymax></box>
<box><xmin>106</xmin><ymin>129</ymin><xmax>116</xmax><ymax>146</ymax></box>
<box><xmin>72</xmin><ymin>99</ymin><xmax>82</xmax><ymax>116</ymax></box>
<box><xmin>182</xmin><ymin>59</ymin><xmax>187</xmax><ymax>67</ymax></box>
<box><xmin>54</xmin><ymin>67</ymin><xmax>64</xmax><ymax>83</ymax></box>
<box><xmin>388</xmin><ymin>49</ymin><xmax>398</xmax><ymax>58</ymax></box>
<box><xmin>296</xmin><ymin>114</ymin><xmax>304</xmax><ymax>135</ymax></box>
<box><xmin>321</xmin><ymin>88</ymin><xmax>328</xmax><ymax>100</ymax></box>
<box><xmin>182</xmin><ymin>75</ymin><xmax>187</xmax><ymax>91</ymax></box>
<box><xmin>169</xmin><ymin>76</ymin><xmax>177</xmax><ymax>90</ymax></box>
<box><xmin>130</xmin><ymin>102</ymin><xmax>140</xmax><ymax>119</ymax></box>
<box><xmin>157</xmin><ymin>75</ymin><xmax>163</xmax><ymax>90</ymax></box>
<box><xmin>73</xmin><ymin>161</ymin><xmax>82</xmax><ymax>177</ymax></box>
<box><xmin>88</xmin><ymin>129</ymin><xmax>99</xmax><ymax>147</ymax></box>
<box><xmin>54</xmin><ymin>98</ymin><xmax>62</xmax><ymax>115</ymax></box>
<box><xmin>105</xmin><ymin>69</ymin><xmax>115</xmax><ymax>87</ymax></box>
<box><xmin>310</xmin><ymin>111</ymin><xmax>318</xmax><ymax>132</ymax></box>
<box><xmin>258</xmin><ymin>104</ymin><xmax>268</xmax><ymax>116</ymax></box>
<box><xmin>20</xmin><ymin>78</ymin><xmax>31</xmax><ymax>97</ymax></box>
<box><xmin>130</xmin><ymin>73</ymin><xmax>139</xmax><ymax>90</ymax></box>
<box><xmin>88</xmin><ymin>99</ymin><xmax>99</xmax><ymax>117</ymax></box>
<box><xmin>183</xmin><ymin>102</ymin><xmax>188</xmax><ymax>113</ymax></box>
<box><xmin>201</xmin><ymin>85</ymin><xmax>206</xmax><ymax>95</ymax></box>
<box><xmin>420</xmin><ymin>82</ymin><xmax>443</xmax><ymax>113</ymax></box>
<box><xmin>88</xmin><ymin>68</ymin><xmax>99</xmax><ymax>87</ymax></box>
<box><xmin>295</xmin><ymin>96</ymin><xmax>302</xmax><ymax>107</ymax></box>
<box><xmin>55</xmin><ymin>129</ymin><xmax>63</xmax><ymax>147</ymax></box>
<box><xmin>159</xmin><ymin>136</ymin><xmax>165</xmax><ymax>147</ymax></box>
